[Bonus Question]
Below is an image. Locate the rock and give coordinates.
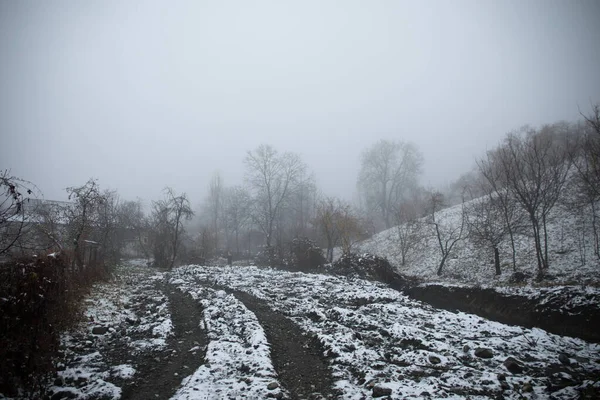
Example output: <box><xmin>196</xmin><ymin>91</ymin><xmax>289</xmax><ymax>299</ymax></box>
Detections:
<box><xmin>497</xmin><ymin>373</ymin><xmax>507</xmax><ymax>382</ymax></box>
<box><xmin>503</xmin><ymin>357</ymin><xmax>524</xmax><ymax>374</ymax></box>
<box><xmin>474</xmin><ymin>348</ymin><xmax>494</xmax><ymax>359</ymax></box>
<box><xmin>75</xmin><ymin>376</ymin><xmax>88</xmax><ymax>387</ymax></box>
<box><xmin>365</xmin><ymin>379</ymin><xmax>378</xmax><ymax>389</ymax></box>
<box><xmin>428</xmin><ymin>355</ymin><xmax>442</xmax><ymax>364</ymax></box>
<box><xmin>372</xmin><ymin>384</ymin><xmax>393</xmax><ymax>398</ymax></box>
<box><xmin>372</xmin><ymin>362</ymin><xmax>386</xmax><ymax>370</ymax></box>
<box><xmin>53</xmin><ymin>377</ymin><xmax>64</xmax><ymax>386</ymax></box>
<box><xmin>91</xmin><ymin>326</ymin><xmax>109</xmax><ymax>335</ymax></box>
<box><xmin>522</xmin><ymin>382</ymin><xmax>533</xmax><ymax>392</ymax></box>
<box><xmin>238</xmin><ymin>363</ymin><xmax>251</xmax><ymax>373</ymax></box>
<box><xmin>343</xmin><ymin>344</ymin><xmax>357</xmax><ymax>352</ymax></box>
<box><xmin>267</xmin><ymin>382</ymin><xmax>279</xmax><ymax>390</ymax></box>
<box><xmin>463</xmin><ymin>345</ymin><xmax>470</xmax><ymax>353</ymax></box>
<box><xmin>558</xmin><ymin>354</ymin><xmax>571</xmax><ymax>365</ymax></box>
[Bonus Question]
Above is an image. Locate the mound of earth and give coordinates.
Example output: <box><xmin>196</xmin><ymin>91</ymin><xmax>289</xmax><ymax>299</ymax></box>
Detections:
<box><xmin>327</xmin><ymin>252</ymin><xmax>397</xmax><ymax>283</ymax></box>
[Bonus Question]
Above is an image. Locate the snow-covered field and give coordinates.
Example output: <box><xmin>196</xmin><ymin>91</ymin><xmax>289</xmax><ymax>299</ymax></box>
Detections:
<box><xmin>171</xmin><ymin>265</ymin><xmax>600</xmax><ymax>399</ymax></box>
<box><xmin>24</xmin><ymin>260</ymin><xmax>599</xmax><ymax>400</ymax></box>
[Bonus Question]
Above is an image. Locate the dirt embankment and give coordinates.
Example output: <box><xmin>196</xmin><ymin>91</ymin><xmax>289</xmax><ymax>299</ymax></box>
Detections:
<box><xmin>389</xmin><ymin>278</ymin><xmax>600</xmax><ymax>343</ymax></box>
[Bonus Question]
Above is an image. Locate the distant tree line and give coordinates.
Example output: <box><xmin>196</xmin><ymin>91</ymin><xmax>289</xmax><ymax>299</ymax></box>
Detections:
<box><xmin>2</xmin><ymin>103</ymin><xmax>599</xmax><ymax>278</ymax></box>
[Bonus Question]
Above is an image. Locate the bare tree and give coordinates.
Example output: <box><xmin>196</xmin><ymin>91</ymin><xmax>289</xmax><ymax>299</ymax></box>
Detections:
<box><xmin>207</xmin><ymin>172</ymin><xmax>224</xmax><ymax>251</ymax></box>
<box><xmin>568</xmin><ymin>115</ymin><xmax>600</xmax><ymax>259</ymax></box>
<box><xmin>150</xmin><ymin>188</ymin><xmax>194</xmax><ymax>269</ymax></box>
<box><xmin>0</xmin><ymin>170</ymin><xmax>39</xmax><ymax>257</ymax></box>
<box><xmin>477</xmin><ymin>151</ymin><xmax>522</xmax><ymax>271</ymax></box>
<box><xmin>65</xmin><ymin>179</ymin><xmax>106</xmax><ymax>270</ymax></box>
<box><xmin>288</xmin><ymin>177</ymin><xmax>317</xmax><ymax>238</ymax></box>
<box><xmin>579</xmin><ymin>102</ymin><xmax>600</xmax><ymax>135</ymax></box>
<box><xmin>465</xmin><ymin>187</ymin><xmax>512</xmax><ymax>275</ymax></box>
<box><xmin>358</xmin><ymin>140</ymin><xmax>423</xmax><ymax>229</ymax></box>
<box><xmin>495</xmin><ymin>126</ymin><xmax>572</xmax><ymax>271</ymax></box>
<box><xmin>245</xmin><ymin>144</ymin><xmax>306</xmax><ymax>249</ymax></box>
<box><xmin>337</xmin><ymin>204</ymin><xmax>364</xmax><ymax>255</ymax></box>
<box><xmin>222</xmin><ymin>185</ymin><xmax>251</xmax><ymax>255</ymax></box>
<box><xmin>393</xmin><ymin>197</ymin><xmax>425</xmax><ymax>267</ymax></box>
<box><xmin>427</xmin><ymin>191</ymin><xmax>467</xmax><ymax>276</ymax></box>
<box><xmin>119</xmin><ymin>199</ymin><xmax>151</xmax><ymax>259</ymax></box>
<box><xmin>314</xmin><ymin>196</ymin><xmax>343</xmax><ymax>262</ymax></box>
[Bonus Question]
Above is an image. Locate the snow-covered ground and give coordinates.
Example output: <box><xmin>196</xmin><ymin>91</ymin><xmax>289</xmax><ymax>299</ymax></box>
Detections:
<box><xmin>352</xmin><ymin>198</ymin><xmax>600</xmax><ymax>289</ymax></box>
<box><xmin>168</xmin><ymin>278</ymin><xmax>286</xmax><ymax>399</ymax></box>
<box><xmin>172</xmin><ymin>265</ymin><xmax>600</xmax><ymax>399</ymax></box>
<box><xmin>21</xmin><ymin>259</ymin><xmax>599</xmax><ymax>400</ymax></box>
<box><xmin>47</xmin><ymin>260</ymin><xmax>173</xmax><ymax>400</ymax></box>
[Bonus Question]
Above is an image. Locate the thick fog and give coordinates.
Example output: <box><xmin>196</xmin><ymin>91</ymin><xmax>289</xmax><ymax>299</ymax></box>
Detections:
<box><xmin>1</xmin><ymin>0</ymin><xmax>599</xmax><ymax>204</ymax></box>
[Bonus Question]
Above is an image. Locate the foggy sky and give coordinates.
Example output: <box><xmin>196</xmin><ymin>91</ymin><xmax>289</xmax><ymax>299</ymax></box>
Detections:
<box><xmin>1</xmin><ymin>0</ymin><xmax>599</xmax><ymax>206</ymax></box>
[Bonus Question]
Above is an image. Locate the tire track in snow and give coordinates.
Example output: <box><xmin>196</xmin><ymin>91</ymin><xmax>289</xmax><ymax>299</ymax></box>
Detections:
<box><xmin>121</xmin><ymin>284</ymin><xmax>208</xmax><ymax>400</ymax></box>
<box><xmin>168</xmin><ymin>279</ymin><xmax>289</xmax><ymax>399</ymax></box>
<box><xmin>230</xmin><ymin>290</ymin><xmax>337</xmax><ymax>400</ymax></box>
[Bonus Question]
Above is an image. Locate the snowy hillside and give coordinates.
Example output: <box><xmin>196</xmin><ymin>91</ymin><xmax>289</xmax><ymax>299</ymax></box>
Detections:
<box><xmin>353</xmin><ymin>198</ymin><xmax>599</xmax><ymax>287</ymax></box>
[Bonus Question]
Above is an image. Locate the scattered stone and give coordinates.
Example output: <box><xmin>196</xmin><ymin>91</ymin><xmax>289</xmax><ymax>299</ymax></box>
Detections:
<box><xmin>428</xmin><ymin>355</ymin><xmax>441</xmax><ymax>364</ymax></box>
<box><xmin>75</xmin><ymin>376</ymin><xmax>88</xmax><ymax>387</ymax></box>
<box><xmin>497</xmin><ymin>373</ymin><xmax>507</xmax><ymax>382</ymax></box>
<box><xmin>372</xmin><ymin>362</ymin><xmax>386</xmax><ymax>370</ymax></box>
<box><xmin>343</xmin><ymin>343</ymin><xmax>357</xmax><ymax>352</ymax></box>
<box><xmin>463</xmin><ymin>345</ymin><xmax>470</xmax><ymax>353</ymax></box>
<box><xmin>238</xmin><ymin>363</ymin><xmax>251</xmax><ymax>373</ymax></box>
<box><xmin>365</xmin><ymin>379</ymin><xmax>378</xmax><ymax>389</ymax></box>
<box><xmin>503</xmin><ymin>357</ymin><xmax>524</xmax><ymax>374</ymax></box>
<box><xmin>474</xmin><ymin>348</ymin><xmax>494</xmax><ymax>359</ymax></box>
<box><xmin>91</xmin><ymin>326</ymin><xmax>109</xmax><ymax>335</ymax></box>
<box><xmin>558</xmin><ymin>354</ymin><xmax>571</xmax><ymax>366</ymax></box>
<box><xmin>267</xmin><ymin>382</ymin><xmax>279</xmax><ymax>390</ymax></box>
<box><xmin>53</xmin><ymin>377</ymin><xmax>64</xmax><ymax>386</ymax></box>
<box><xmin>372</xmin><ymin>384</ymin><xmax>393</xmax><ymax>398</ymax></box>
<box><xmin>522</xmin><ymin>382</ymin><xmax>533</xmax><ymax>392</ymax></box>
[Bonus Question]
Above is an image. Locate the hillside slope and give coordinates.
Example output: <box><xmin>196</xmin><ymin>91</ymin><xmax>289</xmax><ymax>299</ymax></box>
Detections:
<box><xmin>353</xmin><ymin>198</ymin><xmax>599</xmax><ymax>287</ymax></box>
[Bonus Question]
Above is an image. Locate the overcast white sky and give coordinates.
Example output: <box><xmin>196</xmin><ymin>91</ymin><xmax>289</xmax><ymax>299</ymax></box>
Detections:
<box><xmin>1</xmin><ymin>0</ymin><xmax>599</xmax><ymax>206</ymax></box>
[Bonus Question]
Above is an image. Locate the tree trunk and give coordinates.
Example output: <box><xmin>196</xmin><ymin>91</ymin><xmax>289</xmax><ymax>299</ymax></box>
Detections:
<box><xmin>531</xmin><ymin>216</ymin><xmax>544</xmax><ymax>271</ymax></box>
<box><xmin>437</xmin><ymin>253</ymin><xmax>448</xmax><ymax>276</ymax></box>
<box><xmin>592</xmin><ymin>201</ymin><xmax>600</xmax><ymax>260</ymax></box>
<box><xmin>506</xmin><ymin>221</ymin><xmax>517</xmax><ymax>272</ymax></box>
<box><xmin>494</xmin><ymin>246</ymin><xmax>501</xmax><ymax>276</ymax></box>
<box><xmin>542</xmin><ymin>213</ymin><xmax>549</xmax><ymax>269</ymax></box>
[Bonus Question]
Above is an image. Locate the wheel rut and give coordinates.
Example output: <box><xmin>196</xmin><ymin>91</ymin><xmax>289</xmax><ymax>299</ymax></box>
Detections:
<box><xmin>229</xmin><ymin>290</ymin><xmax>337</xmax><ymax>400</ymax></box>
<box><xmin>119</xmin><ymin>284</ymin><xmax>207</xmax><ymax>400</ymax></box>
